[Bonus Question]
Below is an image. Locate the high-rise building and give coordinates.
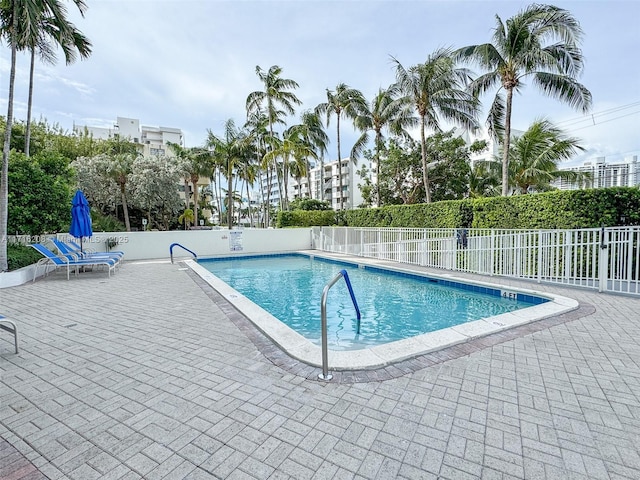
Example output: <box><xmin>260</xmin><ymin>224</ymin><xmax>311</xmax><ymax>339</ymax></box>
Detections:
<box><xmin>554</xmin><ymin>156</ymin><xmax>639</xmax><ymax>190</ymax></box>
<box><xmin>291</xmin><ymin>157</ymin><xmax>364</xmax><ymax>210</ymax></box>
<box><xmin>73</xmin><ymin>116</ymin><xmax>184</xmax><ymax>157</ymax></box>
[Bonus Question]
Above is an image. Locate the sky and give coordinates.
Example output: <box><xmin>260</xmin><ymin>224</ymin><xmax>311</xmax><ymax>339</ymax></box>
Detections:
<box><xmin>1</xmin><ymin>0</ymin><xmax>639</xmax><ymax>166</ymax></box>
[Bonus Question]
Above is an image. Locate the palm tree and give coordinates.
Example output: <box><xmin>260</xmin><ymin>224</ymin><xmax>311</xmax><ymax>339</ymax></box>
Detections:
<box><xmin>244</xmin><ymin>108</ymin><xmax>271</xmax><ymax>225</ymax></box>
<box><xmin>178</xmin><ymin>208</ymin><xmax>194</xmax><ymax>230</ymax></box>
<box><xmin>505</xmin><ymin>119</ymin><xmax>587</xmax><ymax>193</ymax></box>
<box><xmin>246</xmin><ymin>65</ymin><xmax>301</xmax><ymax>213</ymax></box>
<box><xmin>315</xmin><ymin>83</ymin><xmax>367</xmax><ymax>210</ymax></box>
<box><xmin>392</xmin><ymin>48</ymin><xmax>479</xmax><ymax>204</ymax></box>
<box><xmin>23</xmin><ymin>5</ymin><xmax>92</xmax><ymax>157</ymax></box>
<box><xmin>469</xmin><ymin>161</ymin><xmax>501</xmax><ymax>198</ymax></box>
<box><xmin>207</xmin><ymin>119</ymin><xmax>252</xmax><ymax>229</ymax></box>
<box><xmin>455</xmin><ymin>3</ymin><xmax>592</xmax><ymax>196</ymax></box>
<box><xmin>296</xmin><ymin>111</ymin><xmax>328</xmax><ymax>200</ymax></box>
<box><xmin>169</xmin><ymin>143</ymin><xmax>211</xmax><ymax>227</ymax></box>
<box><xmin>106</xmin><ymin>153</ymin><xmax>135</xmax><ymax>232</ymax></box>
<box><xmin>263</xmin><ymin>126</ymin><xmax>318</xmax><ymax>210</ymax></box>
<box><xmin>353</xmin><ymin>86</ymin><xmax>416</xmax><ymax>206</ymax></box>
<box><xmin>0</xmin><ymin>0</ymin><xmax>87</xmax><ymax>271</ymax></box>
<box><xmin>167</xmin><ymin>141</ymin><xmax>192</xmax><ymax>210</ymax></box>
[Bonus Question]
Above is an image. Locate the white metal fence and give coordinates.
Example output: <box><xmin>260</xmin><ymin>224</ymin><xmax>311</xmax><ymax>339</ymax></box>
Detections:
<box><xmin>312</xmin><ymin>226</ymin><xmax>640</xmax><ymax>296</ymax></box>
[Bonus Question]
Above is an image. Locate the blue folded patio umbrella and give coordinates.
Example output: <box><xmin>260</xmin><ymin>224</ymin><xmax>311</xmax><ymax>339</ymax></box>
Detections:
<box><xmin>69</xmin><ymin>190</ymin><xmax>93</xmax><ymax>252</ymax></box>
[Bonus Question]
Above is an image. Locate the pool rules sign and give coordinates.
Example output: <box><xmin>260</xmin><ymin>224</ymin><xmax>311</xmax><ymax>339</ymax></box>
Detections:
<box><xmin>229</xmin><ymin>231</ymin><xmax>243</xmax><ymax>252</ymax></box>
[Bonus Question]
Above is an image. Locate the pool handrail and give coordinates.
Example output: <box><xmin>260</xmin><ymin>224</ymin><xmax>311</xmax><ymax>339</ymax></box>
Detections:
<box><xmin>169</xmin><ymin>243</ymin><xmax>198</xmax><ymax>264</ymax></box>
<box><xmin>319</xmin><ymin>269</ymin><xmax>361</xmax><ymax>381</ymax></box>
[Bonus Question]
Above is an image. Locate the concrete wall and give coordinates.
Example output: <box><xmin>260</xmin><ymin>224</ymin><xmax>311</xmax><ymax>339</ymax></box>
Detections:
<box><xmin>56</xmin><ymin>228</ymin><xmax>313</xmax><ymax>261</ymax></box>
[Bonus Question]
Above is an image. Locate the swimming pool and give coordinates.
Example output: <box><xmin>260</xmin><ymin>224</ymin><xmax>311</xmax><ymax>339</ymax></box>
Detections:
<box><xmin>186</xmin><ymin>252</ymin><xmax>579</xmax><ymax>370</ymax></box>
<box><xmin>199</xmin><ymin>254</ymin><xmax>544</xmax><ymax>351</ymax></box>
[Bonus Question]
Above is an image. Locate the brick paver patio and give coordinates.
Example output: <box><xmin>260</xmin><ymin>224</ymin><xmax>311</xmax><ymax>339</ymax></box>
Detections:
<box><xmin>1</xmin><ymin>260</ymin><xmax>639</xmax><ymax>479</ymax></box>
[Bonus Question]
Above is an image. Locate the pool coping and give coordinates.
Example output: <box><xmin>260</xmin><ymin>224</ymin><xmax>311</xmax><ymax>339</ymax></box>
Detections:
<box><xmin>185</xmin><ymin>251</ymin><xmax>580</xmax><ymax>371</ymax></box>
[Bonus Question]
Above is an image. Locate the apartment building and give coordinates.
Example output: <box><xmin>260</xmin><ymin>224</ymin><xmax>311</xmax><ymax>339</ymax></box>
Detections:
<box><xmin>554</xmin><ymin>156</ymin><xmax>639</xmax><ymax>190</ymax></box>
<box><xmin>292</xmin><ymin>157</ymin><xmax>364</xmax><ymax>210</ymax></box>
<box><xmin>257</xmin><ymin>157</ymin><xmax>364</xmax><ymax>211</ymax></box>
<box><xmin>73</xmin><ymin>116</ymin><xmax>184</xmax><ymax>157</ymax></box>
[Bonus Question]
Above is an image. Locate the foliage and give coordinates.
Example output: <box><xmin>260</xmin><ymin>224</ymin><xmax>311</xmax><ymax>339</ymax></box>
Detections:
<box><xmin>345</xmin><ymin>201</ymin><xmax>472</xmax><ymax>228</ymax></box>
<box><xmin>71</xmin><ymin>154</ymin><xmax>119</xmax><ymax>215</ymax></box>
<box><xmin>343</xmin><ymin>187</ymin><xmax>640</xmax><ymax>229</ymax></box>
<box><xmin>362</xmin><ymin>132</ymin><xmax>475</xmax><ymax>206</ymax></box>
<box><xmin>7</xmin><ymin>243</ymin><xmax>42</xmax><ymax>271</ymax></box>
<box><xmin>277</xmin><ymin>209</ymin><xmax>337</xmax><ymax>227</ymax></box>
<box><xmin>8</xmin><ymin>151</ymin><xmax>73</xmax><ymax>235</ymax></box>
<box><xmin>505</xmin><ymin>119</ymin><xmax>586</xmax><ymax>193</ymax></box>
<box><xmin>129</xmin><ymin>155</ymin><xmax>183</xmax><ymax>230</ymax></box>
<box><xmin>91</xmin><ymin>210</ymin><xmax>125</xmax><ymax>232</ymax></box>
<box><xmin>315</xmin><ymin>82</ymin><xmax>367</xmax><ymax>210</ymax></box>
<box><xmin>289</xmin><ymin>198</ymin><xmax>331</xmax><ymax>211</ymax></box>
<box><xmin>455</xmin><ymin>3</ymin><xmax>591</xmax><ymax>195</ymax></box>
<box><xmin>392</xmin><ymin>48</ymin><xmax>479</xmax><ymax>203</ymax></box>
<box><xmin>178</xmin><ymin>208</ymin><xmax>194</xmax><ymax>230</ymax></box>
<box><xmin>425</xmin><ymin>132</ymin><xmax>472</xmax><ymax>202</ymax></box>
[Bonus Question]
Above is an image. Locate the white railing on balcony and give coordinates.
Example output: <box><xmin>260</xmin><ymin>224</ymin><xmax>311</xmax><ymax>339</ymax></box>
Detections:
<box><xmin>311</xmin><ymin>226</ymin><xmax>640</xmax><ymax>296</ymax></box>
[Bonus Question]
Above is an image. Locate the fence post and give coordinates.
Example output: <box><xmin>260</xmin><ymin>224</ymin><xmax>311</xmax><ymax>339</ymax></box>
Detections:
<box><xmin>490</xmin><ymin>230</ymin><xmax>495</xmax><ymax>276</ymax></box>
<box><xmin>598</xmin><ymin>227</ymin><xmax>608</xmax><ymax>293</ymax></box>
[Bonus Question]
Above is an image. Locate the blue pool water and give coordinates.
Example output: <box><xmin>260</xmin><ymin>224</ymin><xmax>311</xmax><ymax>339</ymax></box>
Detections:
<box><xmin>201</xmin><ymin>254</ymin><xmax>545</xmax><ymax>350</ymax></box>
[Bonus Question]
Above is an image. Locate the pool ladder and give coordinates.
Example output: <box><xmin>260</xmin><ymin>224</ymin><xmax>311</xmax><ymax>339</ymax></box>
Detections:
<box><xmin>319</xmin><ymin>269</ymin><xmax>361</xmax><ymax>381</ymax></box>
<box><xmin>169</xmin><ymin>243</ymin><xmax>198</xmax><ymax>263</ymax></box>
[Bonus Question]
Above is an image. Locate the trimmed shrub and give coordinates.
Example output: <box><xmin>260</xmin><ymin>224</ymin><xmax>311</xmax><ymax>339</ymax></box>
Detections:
<box><xmin>339</xmin><ymin>187</ymin><xmax>640</xmax><ymax>229</ymax></box>
<box><xmin>277</xmin><ymin>209</ymin><xmax>337</xmax><ymax>228</ymax></box>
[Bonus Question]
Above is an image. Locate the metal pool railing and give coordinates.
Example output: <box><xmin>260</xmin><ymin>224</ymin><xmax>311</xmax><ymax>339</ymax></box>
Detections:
<box><xmin>311</xmin><ymin>226</ymin><xmax>640</xmax><ymax>296</ymax></box>
<box><xmin>319</xmin><ymin>269</ymin><xmax>361</xmax><ymax>381</ymax></box>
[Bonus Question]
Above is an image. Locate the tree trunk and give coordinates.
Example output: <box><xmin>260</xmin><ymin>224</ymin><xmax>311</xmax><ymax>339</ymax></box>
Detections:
<box><xmin>25</xmin><ymin>49</ymin><xmax>35</xmax><ymax>158</ymax></box>
<box><xmin>265</xmin><ymin>166</ymin><xmax>272</xmax><ymax>227</ymax></box>
<box><xmin>420</xmin><ymin>115</ymin><xmax>431</xmax><ymax>203</ymax></box>
<box><xmin>183</xmin><ymin>178</ymin><xmax>190</xmax><ymax>209</ymax></box>
<box><xmin>502</xmin><ymin>88</ymin><xmax>514</xmax><ymax>196</ymax></box>
<box><xmin>227</xmin><ymin>163</ymin><xmax>233</xmax><ymax>229</ymax></box>
<box><xmin>0</xmin><ymin>37</ymin><xmax>18</xmax><ymax>271</ymax></box>
<box><xmin>283</xmin><ymin>157</ymin><xmax>289</xmax><ymax>211</ymax></box>
<box><xmin>191</xmin><ymin>174</ymin><xmax>199</xmax><ymax>226</ymax></box>
<box><xmin>375</xmin><ymin>130</ymin><xmax>382</xmax><ymax>207</ymax></box>
<box><xmin>246</xmin><ymin>181</ymin><xmax>253</xmax><ymax>227</ymax></box>
<box><xmin>120</xmin><ymin>183</ymin><xmax>131</xmax><ymax>231</ymax></box>
<box><xmin>336</xmin><ymin>114</ymin><xmax>343</xmax><ymax>210</ymax></box>
<box><xmin>306</xmin><ymin>158</ymin><xmax>313</xmax><ymax>199</ymax></box>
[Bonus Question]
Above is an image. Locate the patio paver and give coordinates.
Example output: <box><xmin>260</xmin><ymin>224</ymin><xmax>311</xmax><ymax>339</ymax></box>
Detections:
<box><xmin>1</xmin><ymin>259</ymin><xmax>639</xmax><ymax>479</ymax></box>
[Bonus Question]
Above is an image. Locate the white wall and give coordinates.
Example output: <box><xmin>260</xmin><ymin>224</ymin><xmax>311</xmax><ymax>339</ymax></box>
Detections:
<box><xmin>56</xmin><ymin>228</ymin><xmax>313</xmax><ymax>261</ymax></box>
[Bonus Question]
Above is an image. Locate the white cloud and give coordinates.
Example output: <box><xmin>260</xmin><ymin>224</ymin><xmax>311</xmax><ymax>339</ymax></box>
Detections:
<box><xmin>0</xmin><ymin>0</ymin><xmax>637</xmax><ymax>164</ymax></box>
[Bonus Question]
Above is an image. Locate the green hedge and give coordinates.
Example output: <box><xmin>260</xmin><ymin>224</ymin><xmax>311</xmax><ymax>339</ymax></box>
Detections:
<box><xmin>277</xmin><ymin>188</ymin><xmax>640</xmax><ymax>229</ymax></box>
<box><xmin>344</xmin><ymin>200</ymin><xmax>473</xmax><ymax>228</ymax></box>
<box><xmin>470</xmin><ymin>188</ymin><xmax>640</xmax><ymax>228</ymax></box>
<box><xmin>7</xmin><ymin>243</ymin><xmax>43</xmax><ymax>271</ymax></box>
<box><xmin>277</xmin><ymin>209</ymin><xmax>337</xmax><ymax>228</ymax></box>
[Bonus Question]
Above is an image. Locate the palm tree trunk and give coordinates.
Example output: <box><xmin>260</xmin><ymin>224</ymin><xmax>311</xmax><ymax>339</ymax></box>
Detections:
<box><xmin>306</xmin><ymin>159</ymin><xmax>313</xmax><ymax>199</ymax></box>
<box><xmin>25</xmin><ymin>49</ymin><xmax>36</xmax><ymax>158</ymax></box>
<box><xmin>246</xmin><ymin>181</ymin><xmax>253</xmax><ymax>227</ymax></box>
<box><xmin>0</xmin><ymin>38</ymin><xmax>17</xmax><ymax>272</ymax></box>
<box><xmin>336</xmin><ymin>115</ymin><xmax>343</xmax><ymax>210</ymax></box>
<box><xmin>283</xmin><ymin>157</ymin><xmax>289</xmax><ymax>211</ymax></box>
<box><xmin>375</xmin><ymin>131</ymin><xmax>382</xmax><ymax>207</ymax></box>
<box><xmin>216</xmin><ymin>170</ymin><xmax>223</xmax><ymax>221</ymax></box>
<box><xmin>191</xmin><ymin>174</ymin><xmax>199</xmax><ymax>226</ymax></box>
<box><xmin>120</xmin><ymin>183</ymin><xmax>131</xmax><ymax>231</ymax></box>
<box><xmin>183</xmin><ymin>178</ymin><xmax>190</xmax><ymax>209</ymax></box>
<box><xmin>227</xmin><ymin>163</ymin><xmax>233</xmax><ymax>229</ymax></box>
<box><xmin>275</xmin><ymin>161</ymin><xmax>284</xmax><ymax>211</ymax></box>
<box><xmin>265</xmin><ymin>167</ymin><xmax>272</xmax><ymax>227</ymax></box>
<box><xmin>502</xmin><ymin>88</ymin><xmax>514</xmax><ymax>196</ymax></box>
<box><xmin>420</xmin><ymin>115</ymin><xmax>431</xmax><ymax>203</ymax></box>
